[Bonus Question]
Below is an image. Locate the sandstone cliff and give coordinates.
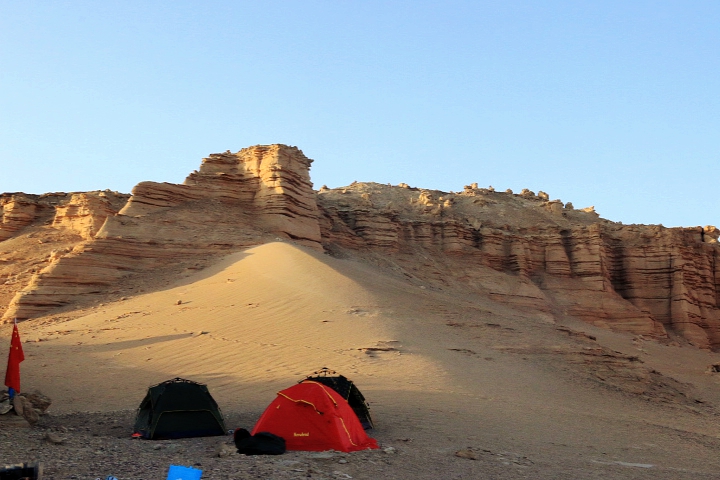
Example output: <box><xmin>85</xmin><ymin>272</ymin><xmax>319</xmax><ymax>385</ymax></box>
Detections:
<box><xmin>316</xmin><ymin>183</ymin><xmax>720</xmax><ymax>349</ymax></box>
<box><xmin>2</xmin><ymin>145</ymin><xmax>719</xmax><ymax>351</ymax></box>
<box><xmin>1</xmin><ymin>145</ymin><xmax>321</xmax><ymax>320</ymax></box>
<box><xmin>0</xmin><ymin>191</ymin><xmax>130</xmax><ymax>316</ymax></box>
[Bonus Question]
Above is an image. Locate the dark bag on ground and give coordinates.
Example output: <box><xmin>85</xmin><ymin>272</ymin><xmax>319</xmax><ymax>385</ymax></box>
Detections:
<box><xmin>233</xmin><ymin>428</ymin><xmax>286</xmax><ymax>455</ymax></box>
<box><xmin>0</xmin><ymin>462</ymin><xmax>43</xmax><ymax>480</ymax></box>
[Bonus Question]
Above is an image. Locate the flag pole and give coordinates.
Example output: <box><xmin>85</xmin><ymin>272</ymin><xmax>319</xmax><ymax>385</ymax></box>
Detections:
<box><xmin>8</xmin><ymin>318</ymin><xmax>16</xmax><ymax>400</ymax></box>
<box><xmin>6</xmin><ymin>318</ymin><xmax>21</xmax><ymax>401</ymax></box>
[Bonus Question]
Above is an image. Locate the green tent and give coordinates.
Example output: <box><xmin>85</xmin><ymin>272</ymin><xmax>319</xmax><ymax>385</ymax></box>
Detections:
<box><xmin>133</xmin><ymin>378</ymin><xmax>226</xmax><ymax>440</ymax></box>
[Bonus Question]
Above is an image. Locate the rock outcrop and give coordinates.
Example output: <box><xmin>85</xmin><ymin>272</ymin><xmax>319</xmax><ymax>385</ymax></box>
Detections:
<box><xmin>316</xmin><ymin>183</ymin><xmax>720</xmax><ymax>349</ymax></box>
<box><xmin>121</xmin><ymin>144</ymin><xmax>321</xmax><ymax>244</ymax></box>
<box><xmin>0</xmin><ymin>191</ymin><xmax>130</xmax><ymax>320</ymax></box>
<box><xmin>0</xmin><ymin>195</ymin><xmax>39</xmax><ymax>242</ymax></box>
<box><xmin>2</xmin><ymin>145</ymin><xmax>719</xmax><ymax>351</ymax></box>
<box><xmin>1</xmin><ymin>145</ymin><xmax>321</xmax><ymax>320</ymax></box>
<box><xmin>52</xmin><ymin>192</ymin><xmax>129</xmax><ymax>240</ymax></box>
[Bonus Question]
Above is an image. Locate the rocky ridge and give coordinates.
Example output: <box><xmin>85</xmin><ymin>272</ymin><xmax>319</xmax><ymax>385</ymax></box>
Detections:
<box><xmin>1</xmin><ymin>145</ymin><xmax>320</xmax><ymax>320</ymax></box>
<box><xmin>317</xmin><ymin>182</ymin><xmax>720</xmax><ymax>349</ymax></box>
<box><xmin>2</xmin><ymin>145</ymin><xmax>719</xmax><ymax>350</ymax></box>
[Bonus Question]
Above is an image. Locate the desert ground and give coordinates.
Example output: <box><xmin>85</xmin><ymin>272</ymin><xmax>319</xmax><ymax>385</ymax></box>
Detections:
<box><xmin>3</xmin><ymin>241</ymin><xmax>720</xmax><ymax>479</ymax></box>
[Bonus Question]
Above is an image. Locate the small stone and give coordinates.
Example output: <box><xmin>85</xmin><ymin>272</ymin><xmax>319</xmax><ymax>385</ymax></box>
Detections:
<box><xmin>23</xmin><ymin>406</ymin><xmax>39</xmax><ymax>425</ymax></box>
<box><xmin>383</xmin><ymin>447</ymin><xmax>396</xmax><ymax>454</ymax></box>
<box><xmin>216</xmin><ymin>443</ymin><xmax>236</xmax><ymax>457</ymax></box>
<box><xmin>22</xmin><ymin>391</ymin><xmax>52</xmax><ymax>413</ymax></box>
<box><xmin>12</xmin><ymin>395</ymin><xmax>26</xmax><ymax>416</ymax></box>
<box><xmin>338</xmin><ymin>459</ymin><xmax>348</xmax><ymax>464</ymax></box>
<box><xmin>454</xmin><ymin>449</ymin><xmax>478</xmax><ymax>460</ymax></box>
<box><xmin>45</xmin><ymin>432</ymin><xmax>65</xmax><ymax>445</ymax></box>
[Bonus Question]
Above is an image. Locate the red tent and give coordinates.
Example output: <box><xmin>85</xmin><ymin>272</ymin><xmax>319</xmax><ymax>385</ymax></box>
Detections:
<box><xmin>252</xmin><ymin>381</ymin><xmax>379</xmax><ymax>452</ymax></box>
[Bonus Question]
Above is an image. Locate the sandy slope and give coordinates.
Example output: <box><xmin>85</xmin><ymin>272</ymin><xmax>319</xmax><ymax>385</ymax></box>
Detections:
<box><xmin>3</xmin><ymin>241</ymin><xmax>720</xmax><ymax>478</ymax></box>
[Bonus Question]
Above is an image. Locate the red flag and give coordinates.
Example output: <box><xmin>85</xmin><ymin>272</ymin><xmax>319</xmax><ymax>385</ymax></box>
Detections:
<box><xmin>4</xmin><ymin>321</ymin><xmax>24</xmax><ymax>392</ymax></box>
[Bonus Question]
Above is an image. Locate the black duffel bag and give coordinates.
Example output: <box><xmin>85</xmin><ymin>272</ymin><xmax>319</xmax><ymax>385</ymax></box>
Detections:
<box><xmin>233</xmin><ymin>428</ymin><xmax>286</xmax><ymax>455</ymax></box>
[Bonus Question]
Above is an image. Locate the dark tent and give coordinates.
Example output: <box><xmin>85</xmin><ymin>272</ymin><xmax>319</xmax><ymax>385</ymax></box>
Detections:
<box><xmin>133</xmin><ymin>378</ymin><xmax>226</xmax><ymax>440</ymax></box>
<box><xmin>301</xmin><ymin>368</ymin><xmax>374</xmax><ymax>429</ymax></box>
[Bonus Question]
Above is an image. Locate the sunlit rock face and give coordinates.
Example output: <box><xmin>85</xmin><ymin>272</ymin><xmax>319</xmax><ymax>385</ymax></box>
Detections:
<box><xmin>2</xmin><ymin>147</ymin><xmax>719</xmax><ymax>353</ymax></box>
<box><xmin>183</xmin><ymin>145</ymin><xmax>321</xmax><ymax>245</ymax></box>
<box><xmin>1</xmin><ymin>145</ymin><xmax>321</xmax><ymax>321</ymax></box>
<box><xmin>119</xmin><ymin>145</ymin><xmax>321</xmax><ymax>245</ymax></box>
<box><xmin>52</xmin><ymin>192</ymin><xmax>130</xmax><ymax>240</ymax></box>
<box><xmin>0</xmin><ymin>195</ymin><xmax>39</xmax><ymax>242</ymax></box>
<box><xmin>0</xmin><ymin>191</ymin><xmax>130</xmax><ymax>320</ymax></box>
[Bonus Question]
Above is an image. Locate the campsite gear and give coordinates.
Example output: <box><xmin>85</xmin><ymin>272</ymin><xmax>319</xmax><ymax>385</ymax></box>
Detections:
<box><xmin>302</xmin><ymin>367</ymin><xmax>374</xmax><ymax>429</ymax></box>
<box><xmin>133</xmin><ymin>378</ymin><xmax>225</xmax><ymax>440</ymax></box>
<box><xmin>0</xmin><ymin>462</ymin><xmax>43</xmax><ymax>480</ymax></box>
<box><xmin>166</xmin><ymin>465</ymin><xmax>202</xmax><ymax>480</ymax></box>
<box><xmin>233</xmin><ymin>427</ymin><xmax>286</xmax><ymax>455</ymax></box>
<box><xmin>252</xmin><ymin>380</ymin><xmax>379</xmax><ymax>452</ymax></box>
<box><xmin>4</xmin><ymin>321</ymin><xmax>24</xmax><ymax>394</ymax></box>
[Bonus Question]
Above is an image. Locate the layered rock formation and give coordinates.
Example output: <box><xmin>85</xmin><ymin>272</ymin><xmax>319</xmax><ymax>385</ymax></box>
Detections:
<box><xmin>0</xmin><ymin>195</ymin><xmax>40</xmax><ymax>242</ymax></box>
<box><xmin>2</xmin><ymin>145</ymin><xmax>719</xmax><ymax>351</ymax></box>
<box><xmin>1</xmin><ymin>145</ymin><xmax>321</xmax><ymax>320</ymax></box>
<box><xmin>0</xmin><ymin>191</ymin><xmax>130</xmax><ymax>319</ymax></box>
<box><xmin>119</xmin><ymin>145</ymin><xmax>321</xmax><ymax>244</ymax></box>
<box><xmin>316</xmin><ymin>183</ymin><xmax>720</xmax><ymax>349</ymax></box>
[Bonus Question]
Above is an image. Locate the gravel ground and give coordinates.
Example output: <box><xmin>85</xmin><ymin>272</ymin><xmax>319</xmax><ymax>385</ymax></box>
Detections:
<box><xmin>3</xmin><ymin>409</ymin><xmax>720</xmax><ymax>480</ymax></box>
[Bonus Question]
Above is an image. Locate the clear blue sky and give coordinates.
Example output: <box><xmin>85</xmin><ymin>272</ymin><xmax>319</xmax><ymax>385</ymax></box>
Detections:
<box><xmin>1</xmin><ymin>1</ymin><xmax>717</xmax><ymax>227</ymax></box>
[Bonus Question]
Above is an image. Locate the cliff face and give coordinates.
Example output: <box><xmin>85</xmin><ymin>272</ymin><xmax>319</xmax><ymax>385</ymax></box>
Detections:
<box><xmin>2</xmin><ymin>145</ymin><xmax>719</xmax><ymax>351</ymax></box>
<box><xmin>316</xmin><ymin>183</ymin><xmax>720</xmax><ymax>350</ymax></box>
<box><xmin>0</xmin><ymin>191</ymin><xmax>130</xmax><ymax>318</ymax></box>
<box><xmin>119</xmin><ymin>145</ymin><xmax>321</xmax><ymax>244</ymax></box>
<box><xmin>1</xmin><ymin>145</ymin><xmax>321</xmax><ymax>321</ymax></box>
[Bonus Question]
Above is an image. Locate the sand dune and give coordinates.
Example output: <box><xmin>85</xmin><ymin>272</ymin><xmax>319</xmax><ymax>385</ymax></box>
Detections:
<box><xmin>12</xmin><ymin>242</ymin><xmax>437</xmax><ymax>410</ymax></box>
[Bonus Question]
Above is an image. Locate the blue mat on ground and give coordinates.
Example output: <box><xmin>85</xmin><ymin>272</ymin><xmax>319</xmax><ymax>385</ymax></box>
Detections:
<box><xmin>166</xmin><ymin>465</ymin><xmax>202</xmax><ymax>480</ymax></box>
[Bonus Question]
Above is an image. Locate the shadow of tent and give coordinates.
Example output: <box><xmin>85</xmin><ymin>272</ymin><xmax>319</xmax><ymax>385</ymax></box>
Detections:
<box><xmin>301</xmin><ymin>367</ymin><xmax>374</xmax><ymax>429</ymax></box>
